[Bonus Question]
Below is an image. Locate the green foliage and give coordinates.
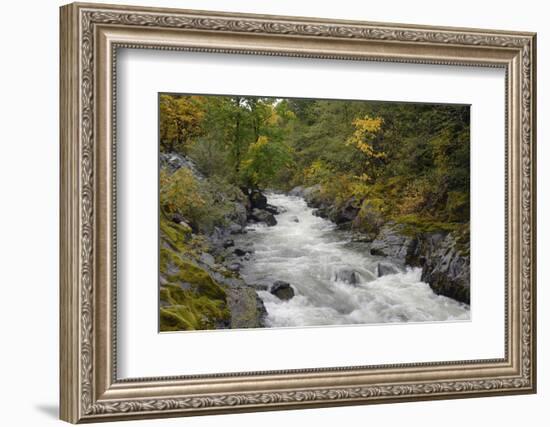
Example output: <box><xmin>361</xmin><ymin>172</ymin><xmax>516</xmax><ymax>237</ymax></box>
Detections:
<box><xmin>159</xmin><ymin>168</ymin><xmax>207</xmax><ymax>229</ymax></box>
<box><xmin>159</xmin><ymin>94</ymin><xmax>205</xmax><ymax>153</ymax></box>
<box><xmin>239</xmin><ymin>135</ymin><xmax>293</xmax><ymax>188</ymax></box>
<box><xmin>303</xmin><ymin>160</ymin><xmax>333</xmax><ymax>186</ymax></box>
<box><xmin>159</xmin><ymin>167</ymin><xmax>248</xmax><ymax>233</ymax></box>
<box><xmin>159</xmin><ymin>94</ymin><xmax>469</xmax><ymax>230</ymax></box>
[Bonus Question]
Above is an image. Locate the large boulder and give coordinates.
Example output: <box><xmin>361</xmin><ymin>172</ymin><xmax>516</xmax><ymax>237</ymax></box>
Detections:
<box><xmin>376</xmin><ymin>262</ymin><xmax>400</xmax><ymax>277</ymax></box>
<box><xmin>289</xmin><ymin>186</ymin><xmax>305</xmax><ymax>197</ymax></box>
<box><xmin>416</xmin><ymin>232</ymin><xmax>470</xmax><ymax>304</ymax></box>
<box><xmin>225</xmin><ymin>286</ymin><xmax>267</xmax><ymax>329</ymax></box>
<box><xmin>227</xmin><ymin>222</ymin><xmax>245</xmax><ymax>235</ymax></box>
<box><xmin>302</xmin><ymin>184</ymin><xmax>323</xmax><ymax>207</ymax></box>
<box><xmin>370</xmin><ymin>223</ymin><xmax>418</xmax><ymax>263</ymax></box>
<box><xmin>332</xmin><ymin>198</ymin><xmax>360</xmax><ymax>225</ymax></box>
<box><xmin>352</xmin><ymin>201</ymin><xmax>385</xmax><ymax>238</ymax></box>
<box><xmin>228</xmin><ymin>202</ymin><xmax>248</xmax><ymax>227</ymax></box>
<box><xmin>159</xmin><ymin>152</ymin><xmax>203</xmax><ymax>179</ymax></box>
<box><xmin>270</xmin><ymin>280</ymin><xmax>295</xmax><ymax>300</ymax></box>
<box><xmin>248</xmin><ymin>208</ymin><xmax>277</xmax><ymax>226</ymax></box>
<box><xmin>249</xmin><ymin>189</ymin><xmax>268</xmax><ymax>210</ymax></box>
<box><xmin>334</xmin><ymin>268</ymin><xmax>360</xmax><ymax>285</ymax></box>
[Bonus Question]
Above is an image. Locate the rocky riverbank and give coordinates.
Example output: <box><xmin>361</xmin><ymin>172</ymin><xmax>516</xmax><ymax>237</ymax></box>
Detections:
<box><xmin>159</xmin><ymin>153</ymin><xmax>274</xmax><ymax>331</ymax></box>
<box><xmin>290</xmin><ymin>185</ymin><xmax>470</xmax><ymax>305</ymax></box>
<box><xmin>159</xmin><ymin>153</ymin><xmax>470</xmax><ymax>332</ymax></box>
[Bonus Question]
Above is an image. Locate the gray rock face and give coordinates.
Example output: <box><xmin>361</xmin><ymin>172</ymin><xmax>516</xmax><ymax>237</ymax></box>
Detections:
<box><xmin>352</xmin><ymin>201</ymin><xmax>385</xmax><ymax>238</ymax></box>
<box><xmin>199</xmin><ymin>252</ymin><xmax>216</xmax><ymax>267</ymax></box>
<box><xmin>334</xmin><ymin>268</ymin><xmax>360</xmax><ymax>285</ymax></box>
<box><xmin>248</xmin><ymin>208</ymin><xmax>277</xmax><ymax>226</ymax></box>
<box><xmin>228</xmin><ymin>202</ymin><xmax>248</xmax><ymax>227</ymax></box>
<box><xmin>417</xmin><ymin>233</ymin><xmax>470</xmax><ymax>304</ymax></box>
<box><xmin>332</xmin><ymin>198</ymin><xmax>360</xmax><ymax>225</ymax></box>
<box><xmin>302</xmin><ymin>184</ymin><xmax>323</xmax><ymax>207</ymax></box>
<box><xmin>270</xmin><ymin>280</ymin><xmax>295</xmax><ymax>300</ymax></box>
<box><xmin>227</xmin><ymin>223</ymin><xmax>245</xmax><ymax>235</ymax></box>
<box><xmin>160</xmin><ymin>152</ymin><xmax>203</xmax><ymax>178</ymax></box>
<box><xmin>370</xmin><ymin>225</ymin><xmax>470</xmax><ymax>304</ymax></box>
<box><xmin>370</xmin><ymin>223</ymin><xmax>417</xmax><ymax>263</ymax></box>
<box><xmin>289</xmin><ymin>186</ymin><xmax>305</xmax><ymax>197</ymax></box>
<box><xmin>225</xmin><ymin>286</ymin><xmax>267</xmax><ymax>329</ymax></box>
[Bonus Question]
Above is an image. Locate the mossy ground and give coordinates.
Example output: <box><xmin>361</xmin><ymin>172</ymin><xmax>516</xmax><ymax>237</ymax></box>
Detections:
<box><xmin>392</xmin><ymin>213</ymin><xmax>461</xmax><ymax>235</ymax></box>
<box><xmin>159</xmin><ymin>214</ymin><xmax>230</xmax><ymax>331</ymax></box>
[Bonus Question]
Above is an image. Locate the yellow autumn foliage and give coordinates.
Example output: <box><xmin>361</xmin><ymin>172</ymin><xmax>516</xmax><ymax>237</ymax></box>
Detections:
<box><xmin>346</xmin><ymin>115</ymin><xmax>385</xmax><ymax>158</ymax></box>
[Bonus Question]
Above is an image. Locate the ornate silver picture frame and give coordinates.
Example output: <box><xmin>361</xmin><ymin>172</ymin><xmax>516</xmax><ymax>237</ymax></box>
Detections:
<box><xmin>60</xmin><ymin>2</ymin><xmax>536</xmax><ymax>423</ymax></box>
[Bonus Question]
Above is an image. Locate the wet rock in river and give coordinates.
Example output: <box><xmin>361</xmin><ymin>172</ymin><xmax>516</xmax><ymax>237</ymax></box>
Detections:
<box><xmin>227</xmin><ymin>262</ymin><xmax>242</xmax><ymax>272</ymax></box>
<box><xmin>223</xmin><ymin>239</ymin><xmax>235</xmax><ymax>248</ymax></box>
<box><xmin>289</xmin><ymin>215</ymin><xmax>300</xmax><ymax>223</ymax></box>
<box><xmin>376</xmin><ymin>262</ymin><xmax>399</xmax><ymax>277</ymax></box>
<box><xmin>270</xmin><ymin>280</ymin><xmax>295</xmax><ymax>300</ymax></box>
<box><xmin>234</xmin><ymin>247</ymin><xmax>253</xmax><ymax>257</ymax></box>
<box><xmin>334</xmin><ymin>268</ymin><xmax>360</xmax><ymax>285</ymax></box>
<box><xmin>248</xmin><ymin>208</ymin><xmax>277</xmax><ymax>226</ymax></box>
<box><xmin>227</xmin><ymin>222</ymin><xmax>245</xmax><ymax>235</ymax></box>
<box><xmin>264</xmin><ymin>204</ymin><xmax>281</xmax><ymax>215</ymax></box>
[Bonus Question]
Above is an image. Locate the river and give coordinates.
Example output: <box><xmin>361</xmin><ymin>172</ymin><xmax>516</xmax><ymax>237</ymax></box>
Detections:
<box><xmin>235</xmin><ymin>193</ymin><xmax>470</xmax><ymax>328</ymax></box>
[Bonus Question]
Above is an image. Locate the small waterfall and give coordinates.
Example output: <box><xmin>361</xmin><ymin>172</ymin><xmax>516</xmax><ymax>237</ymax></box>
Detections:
<box><xmin>235</xmin><ymin>193</ymin><xmax>470</xmax><ymax>328</ymax></box>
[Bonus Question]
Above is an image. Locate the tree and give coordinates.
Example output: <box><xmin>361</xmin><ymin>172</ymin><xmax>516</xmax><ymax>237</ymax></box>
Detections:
<box><xmin>239</xmin><ymin>135</ymin><xmax>293</xmax><ymax>188</ymax></box>
<box><xmin>159</xmin><ymin>94</ymin><xmax>205</xmax><ymax>153</ymax></box>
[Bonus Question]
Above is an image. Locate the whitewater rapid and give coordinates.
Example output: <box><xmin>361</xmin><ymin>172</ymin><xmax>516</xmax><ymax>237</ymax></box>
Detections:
<box><xmin>236</xmin><ymin>193</ymin><xmax>470</xmax><ymax>328</ymax></box>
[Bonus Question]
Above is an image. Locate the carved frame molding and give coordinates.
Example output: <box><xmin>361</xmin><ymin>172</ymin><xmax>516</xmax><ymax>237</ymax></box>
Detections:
<box><xmin>60</xmin><ymin>2</ymin><xmax>536</xmax><ymax>423</ymax></box>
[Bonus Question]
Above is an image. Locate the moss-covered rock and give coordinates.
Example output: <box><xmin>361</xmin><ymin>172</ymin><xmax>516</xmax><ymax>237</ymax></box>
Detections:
<box><xmin>159</xmin><ymin>201</ymin><xmax>268</xmax><ymax>331</ymax></box>
<box><xmin>225</xmin><ymin>286</ymin><xmax>267</xmax><ymax>329</ymax></box>
<box><xmin>160</xmin><ymin>284</ymin><xmax>230</xmax><ymax>331</ymax></box>
<box><xmin>159</xmin><ymin>213</ymin><xmax>232</xmax><ymax>331</ymax></box>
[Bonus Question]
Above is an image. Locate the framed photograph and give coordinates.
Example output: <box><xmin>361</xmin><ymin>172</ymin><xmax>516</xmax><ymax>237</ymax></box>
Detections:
<box><xmin>60</xmin><ymin>2</ymin><xmax>537</xmax><ymax>423</ymax></box>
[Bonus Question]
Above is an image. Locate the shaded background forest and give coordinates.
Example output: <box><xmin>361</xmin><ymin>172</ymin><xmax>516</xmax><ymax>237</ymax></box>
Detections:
<box><xmin>159</xmin><ymin>93</ymin><xmax>470</xmax><ymax>236</ymax></box>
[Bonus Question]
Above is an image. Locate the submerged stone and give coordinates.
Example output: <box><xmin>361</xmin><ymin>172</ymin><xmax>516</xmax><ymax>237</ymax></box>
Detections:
<box><xmin>270</xmin><ymin>280</ymin><xmax>295</xmax><ymax>300</ymax></box>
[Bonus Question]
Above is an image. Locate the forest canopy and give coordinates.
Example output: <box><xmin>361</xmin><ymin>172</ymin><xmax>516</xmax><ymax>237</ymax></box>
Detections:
<box><xmin>159</xmin><ymin>93</ymin><xmax>470</xmax><ymax>233</ymax></box>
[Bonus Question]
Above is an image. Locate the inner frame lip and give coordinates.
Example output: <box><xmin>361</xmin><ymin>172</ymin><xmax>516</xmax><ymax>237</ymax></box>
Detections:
<box><xmin>108</xmin><ymin>42</ymin><xmax>511</xmax><ymax>385</ymax></box>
